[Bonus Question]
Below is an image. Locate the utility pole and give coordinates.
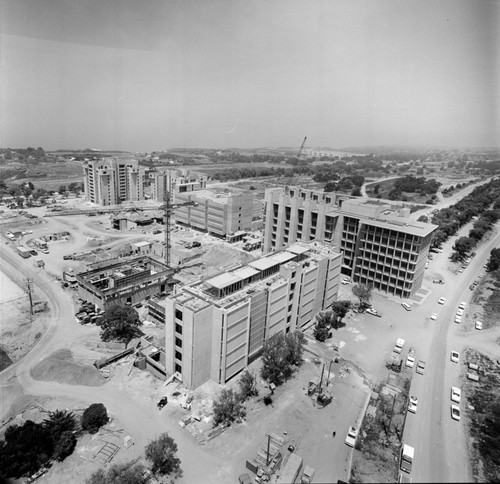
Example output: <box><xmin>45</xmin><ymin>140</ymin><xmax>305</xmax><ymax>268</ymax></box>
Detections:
<box><xmin>25</xmin><ymin>278</ymin><xmax>34</xmax><ymax>320</ymax></box>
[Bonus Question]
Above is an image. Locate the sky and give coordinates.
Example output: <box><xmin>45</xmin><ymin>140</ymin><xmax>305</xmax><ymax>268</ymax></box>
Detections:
<box><xmin>0</xmin><ymin>0</ymin><xmax>498</xmax><ymax>152</ymax></box>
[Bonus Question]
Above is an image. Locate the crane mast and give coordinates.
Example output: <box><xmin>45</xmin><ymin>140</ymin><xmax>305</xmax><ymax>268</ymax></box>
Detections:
<box><xmin>160</xmin><ymin>171</ymin><xmax>197</xmax><ymax>267</ymax></box>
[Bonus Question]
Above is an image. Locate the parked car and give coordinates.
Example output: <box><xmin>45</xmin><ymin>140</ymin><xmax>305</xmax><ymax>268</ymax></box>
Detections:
<box><xmin>456</xmin><ymin>309</ymin><xmax>464</xmax><ymax>317</ymax></box>
<box><xmin>458</xmin><ymin>302</ymin><xmax>467</xmax><ymax>310</ymax></box>
<box><xmin>416</xmin><ymin>361</ymin><xmax>426</xmax><ymax>375</ymax></box>
<box><xmin>430</xmin><ymin>313</ymin><xmax>438</xmax><ymax>321</ymax></box>
<box><xmin>408</xmin><ymin>396</ymin><xmax>418</xmax><ymax>414</ymax></box>
<box><xmin>406</xmin><ymin>348</ymin><xmax>416</xmax><ymax>368</ymax></box>
<box><xmin>345</xmin><ymin>426</ymin><xmax>358</xmax><ymax>447</ymax></box>
<box><xmin>401</xmin><ymin>303</ymin><xmax>412</xmax><ymax>311</ymax></box>
<box><xmin>450</xmin><ymin>351</ymin><xmax>460</xmax><ymax>363</ymax></box>
<box><xmin>432</xmin><ymin>279</ymin><xmax>444</xmax><ymax>284</ymax></box>
<box><xmin>438</xmin><ymin>297</ymin><xmax>446</xmax><ymax>305</ymax></box>
<box><xmin>475</xmin><ymin>321</ymin><xmax>483</xmax><ymax>330</ymax></box>
<box><xmin>366</xmin><ymin>307</ymin><xmax>382</xmax><ymax>318</ymax></box>
<box><xmin>451</xmin><ymin>387</ymin><xmax>461</xmax><ymax>404</ymax></box>
<box><xmin>451</xmin><ymin>404</ymin><xmax>461</xmax><ymax>421</ymax></box>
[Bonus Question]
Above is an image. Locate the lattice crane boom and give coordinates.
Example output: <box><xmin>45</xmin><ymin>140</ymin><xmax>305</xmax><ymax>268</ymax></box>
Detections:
<box><xmin>297</xmin><ymin>136</ymin><xmax>307</xmax><ymax>158</ymax></box>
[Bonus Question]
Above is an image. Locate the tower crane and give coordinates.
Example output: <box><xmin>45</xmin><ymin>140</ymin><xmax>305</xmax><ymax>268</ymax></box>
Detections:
<box><xmin>160</xmin><ymin>174</ymin><xmax>197</xmax><ymax>267</ymax></box>
<box><xmin>297</xmin><ymin>136</ymin><xmax>307</xmax><ymax>158</ymax></box>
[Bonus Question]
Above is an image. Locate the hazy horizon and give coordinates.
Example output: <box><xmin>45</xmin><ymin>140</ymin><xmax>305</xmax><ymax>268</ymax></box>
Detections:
<box><xmin>1</xmin><ymin>0</ymin><xmax>499</xmax><ymax>152</ymax></box>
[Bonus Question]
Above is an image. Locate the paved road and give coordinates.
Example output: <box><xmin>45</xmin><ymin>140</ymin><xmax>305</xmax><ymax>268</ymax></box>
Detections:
<box><xmin>403</xmin><ymin>222</ymin><xmax>500</xmax><ymax>482</ymax></box>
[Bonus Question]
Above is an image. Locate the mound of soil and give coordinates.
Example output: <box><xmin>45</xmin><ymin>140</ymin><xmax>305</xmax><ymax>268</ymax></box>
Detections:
<box><xmin>30</xmin><ymin>348</ymin><xmax>105</xmax><ymax>386</ymax></box>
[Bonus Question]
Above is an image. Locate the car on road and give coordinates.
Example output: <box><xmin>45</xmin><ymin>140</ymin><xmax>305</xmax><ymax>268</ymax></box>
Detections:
<box><xmin>401</xmin><ymin>303</ymin><xmax>412</xmax><ymax>311</ymax></box>
<box><xmin>478</xmin><ymin>273</ymin><xmax>483</xmax><ymax>278</ymax></box>
<box><xmin>430</xmin><ymin>313</ymin><xmax>438</xmax><ymax>321</ymax></box>
<box><xmin>416</xmin><ymin>361</ymin><xmax>425</xmax><ymax>375</ymax></box>
<box><xmin>458</xmin><ymin>302</ymin><xmax>467</xmax><ymax>310</ymax></box>
<box><xmin>454</xmin><ymin>315</ymin><xmax>462</xmax><ymax>324</ymax></box>
<box><xmin>366</xmin><ymin>307</ymin><xmax>382</xmax><ymax>318</ymax></box>
<box><xmin>456</xmin><ymin>309</ymin><xmax>464</xmax><ymax>317</ymax></box>
<box><xmin>408</xmin><ymin>396</ymin><xmax>418</xmax><ymax>414</ymax></box>
<box><xmin>438</xmin><ymin>297</ymin><xmax>446</xmax><ymax>305</ymax></box>
<box><xmin>451</xmin><ymin>386</ymin><xmax>461</xmax><ymax>403</ymax></box>
<box><xmin>451</xmin><ymin>404</ymin><xmax>461</xmax><ymax>421</ymax></box>
<box><xmin>475</xmin><ymin>321</ymin><xmax>483</xmax><ymax>330</ymax></box>
<box><xmin>345</xmin><ymin>426</ymin><xmax>358</xmax><ymax>447</ymax></box>
<box><xmin>451</xmin><ymin>351</ymin><xmax>460</xmax><ymax>363</ymax></box>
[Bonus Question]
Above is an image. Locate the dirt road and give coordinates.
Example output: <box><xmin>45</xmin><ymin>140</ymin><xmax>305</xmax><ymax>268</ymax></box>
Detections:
<box><xmin>0</xmin><ymin>238</ymin><xmax>224</xmax><ymax>483</ymax></box>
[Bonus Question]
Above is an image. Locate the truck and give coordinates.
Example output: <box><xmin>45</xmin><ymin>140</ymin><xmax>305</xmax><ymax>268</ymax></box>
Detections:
<box><xmin>400</xmin><ymin>444</ymin><xmax>414</xmax><ymax>474</ymax></box>
<box><xmin>394</xmin><ymin>338</ymin><xmax>406</xmax><ymax>354</ymax></box>
<box><xmin>17</xmin><ymin>246</ymin><xmax>32</xmax><ymax>258</ymax></box>
<box><xmin>279</xmin><ymin>453</ymin><xmax>303</xmax><ymax>484</ymax></box>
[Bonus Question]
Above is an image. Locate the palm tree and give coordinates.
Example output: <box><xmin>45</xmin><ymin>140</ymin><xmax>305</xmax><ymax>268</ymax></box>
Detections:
<box><xmin>44</xmin><ymin>410</ymin><xmax>77</xmax><ymax>443</ymax></box>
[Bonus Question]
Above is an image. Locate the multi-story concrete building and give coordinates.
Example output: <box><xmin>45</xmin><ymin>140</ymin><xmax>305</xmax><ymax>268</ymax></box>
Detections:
<box><xmin>174</xmin><ymin>190</ymin><xmax>254</xmax><ymax>238</ymax></box>
<box><xmin>83</xmin><ymin>158</ymin><xmax>144</xmax><ymax>206</ymax></box>
<box><xmin>263</xmin><ymin>187</ymin><xmax>438</xmax><ymax>299</ymax></box>
<box><xmin>150</xmin><ymin>169</ymin><xmax>208</xmax><ymax>202</ymax></box>
<box><xmin>163</xmin><ymin>242</ymin><xmax>341</xmax><ymax>389</ymax></box>
<box><xmin>75</xmin><ymin>255</ymin><xmax>175</xmax><ymax>310</ymax></box>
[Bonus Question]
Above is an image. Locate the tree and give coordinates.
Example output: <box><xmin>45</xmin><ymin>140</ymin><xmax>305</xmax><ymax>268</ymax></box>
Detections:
<box><xmin>417</xmin><ymin>215</ymin><xmax>428</xmax><ymax>223</ymax></box>
<box><xmin>373</xmin><ymin>184</ymin><xmax>380</xmax><ymax>195</ymax></box>
<box><xmin>58</xmin><ymin>185</ymin><xmax>67</xmax><ymax>194</ymax></box>
<box><xmin>87</xmin><ymin>462</ymin><xmax>150</xmax><ymax>484</ymax></box>
<box><xmin>351</xmin><ymin>187</ymin><xmax>362</xmax><ymax>197</ymax></box>
<box><xmin>238</xmin><ymin>370</ymin><xmax>258</xmax><ymax>400</ymax></box>
<box><xmin>98</xmin><ymin>305</ymin><xmax>142</xmax><ymax>344</ymax></box>
<box><xmin>44</xmin><ymin>410</ymin><xmax>77</xmax><ymax>444</ymax></box>
<box><xmin>145</xmin><ymin>433</ymin><xmax>182</xmax><ymax>480</ymax></box>
<box><xmin>260</xmin><ymin>331</ymin><xmax>304</xmax><ymax>386</ymax></box>
<box><xmin>452</xmin><ymin>237</ymin><xmax>475</xmax><ymax>260</ymax></box>
<box><xmin>486</xmin><ymin>248</ymin><xmax>500</xmax><ymax>272</ymax></box>
<box><xmin>81</xmin><ymin>403</ymin><xmax>109</xmax><ymax>434</ymax></box>
<box><xmin>330</xmin><ymin>300</ymin><xmax>351</xmax><ymax>329</ymax></box>
<box><xmin>53</xmin><ymin>430</ymin><xmax>77</xmax><ymax>461</ymax></box>
<box><xmin>0</xmin><ymin>420</ymin><xmax>53</xmax><ymax>478</ymax></box>
<box><xmin>352</xmin><ymin>283</ymin><xmax>372</xmax><ymax>308</ymax></box>
<box><xmin>212</xmin><ymin>388</ymin><xmax>246</xmax><ymax>427</ymax></box>
<box><xmin>313</xmin><ymin>311</ymin><xmax>333</xmax><ymax>342</ymax></box>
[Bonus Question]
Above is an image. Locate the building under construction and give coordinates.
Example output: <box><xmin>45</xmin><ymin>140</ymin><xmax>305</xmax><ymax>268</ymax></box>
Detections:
<box><xmin>75</xmin><ymin>255</ymin><xmax>176</xmax><ymax>310</ymax></box>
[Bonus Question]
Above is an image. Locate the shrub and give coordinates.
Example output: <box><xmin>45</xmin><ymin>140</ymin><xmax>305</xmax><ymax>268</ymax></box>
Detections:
<box><xmin>81</xmin><ymin>403</ymin><xmax>109</xmax><ymax>434</ymax></box>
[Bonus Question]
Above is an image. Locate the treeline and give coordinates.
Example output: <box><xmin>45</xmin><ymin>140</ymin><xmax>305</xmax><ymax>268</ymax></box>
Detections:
<box><xmin>431</xmin><ymin>177</ymin><xmax>500</xmax><ymax>249</ymax></box>
<box><xmin>0</xmin><ymin>404</ymin><xmax>109</xmax><ymax>480</ymax></box>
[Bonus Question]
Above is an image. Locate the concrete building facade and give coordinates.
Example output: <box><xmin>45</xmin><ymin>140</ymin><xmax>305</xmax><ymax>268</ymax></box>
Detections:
<box><xmin>150</xmin><ymin>169</ymin><xmax>208</xmax><ymax>202</ymax></box>
<box><xmin>263</xmin><ymin>187</ymin><xmax>438</xmax><ymax>299</ymax></box>
<box><xmin>174</xmin><ymin>190</ymin><xmax>254</xmax><ymax>238</ymax></box>
<box><xmin>83</xmin><ymin>158</ymin><xmax>144</xmax><ymax>206</ymax></box>
<box><xmin>75</xmin><ymin>255</ymin><xmax>175</xmax><ymax>310</ymax></box>
<box><xmin>163</xmin><ymin>242</ymin><xmax>341</xmax><ymax>389</ymax></box>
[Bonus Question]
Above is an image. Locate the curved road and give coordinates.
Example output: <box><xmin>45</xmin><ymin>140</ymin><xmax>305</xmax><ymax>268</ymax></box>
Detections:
<box><xmin>0</xmin><ymin>239</ymin><xmax>223</xmax><ymax>483</ymax></box>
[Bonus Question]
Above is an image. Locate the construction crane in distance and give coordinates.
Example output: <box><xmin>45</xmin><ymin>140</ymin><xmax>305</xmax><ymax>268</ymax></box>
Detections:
<box><xmin>297</xmin><ymin>136</ymin><xmax>307</xmax><ymax>158</ymax></box>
